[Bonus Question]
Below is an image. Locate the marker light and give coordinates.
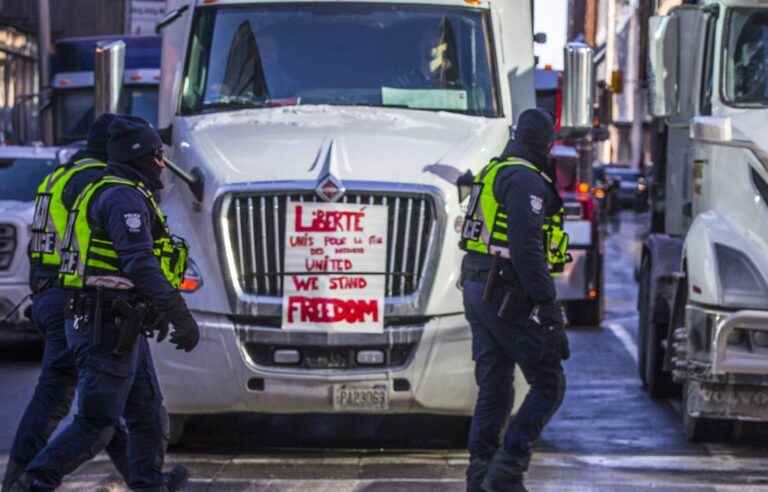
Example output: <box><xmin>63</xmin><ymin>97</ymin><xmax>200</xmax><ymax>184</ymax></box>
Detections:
<box><xmin>577</xmin><ymin>182</ymin><xmax>590</xmax><ymax>194</ymax></box>
<box><xmin>180</xmin><ymin>258</ymin><xmax>203</xmax><ymax>293</ymax></box>
<box><xmin>592</xmin><ymin>187</ymin><xmax>606</xmax><ymax>200</ymax></box>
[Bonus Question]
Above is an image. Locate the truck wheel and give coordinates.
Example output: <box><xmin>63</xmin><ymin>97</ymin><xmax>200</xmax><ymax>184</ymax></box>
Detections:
<box><xmin>566</xmin><ymin>300</ymin><xmax>602</xmax><ymax>328</ymax></box>
<box><xmin>641</xmin><ymin>258</ymin><xmax>678</xmax><ymax>398</ymax></box>
<box><xmin>637</xmin><ymin>256</ymin><xmax>650</xmax><ymax>383</ymax></box>
<box><xmin>168</xmin><ymin>414</ymin><xmax>187</xmax><ymax>447</ymax></box>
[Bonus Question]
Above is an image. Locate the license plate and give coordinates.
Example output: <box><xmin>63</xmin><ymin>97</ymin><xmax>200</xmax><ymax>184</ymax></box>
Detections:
<box><xmin>333</xmin><ymin>384</ymin><xmax>389</xmax><ymax>411</ymax></box>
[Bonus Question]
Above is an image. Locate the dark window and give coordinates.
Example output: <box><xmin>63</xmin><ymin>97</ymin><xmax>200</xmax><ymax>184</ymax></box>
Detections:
<box><xmin>0</xmin><ymin>157</ymin><xmax>58</xmax><ymax>202</ymax></box>
<box><xmin>182</xmin><ymin>3</ymin><xmax>501</xmax><ymax>117</ymax></box>
<box><xmin>700</xmin><ymin>15</ymin><xmax>717</xmax><ymax>115</ymax></box>
<box><xmin>723</xmin><ymin>8</ymin><xmax>768</xmax><ymax>105</ymax></box>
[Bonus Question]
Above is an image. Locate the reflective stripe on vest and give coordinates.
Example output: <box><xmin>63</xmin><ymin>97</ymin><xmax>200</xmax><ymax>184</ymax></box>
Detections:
<box><xmin>59</xmin><ymin>176</ymin><xmax>188</xmax><ymax>290</ymax></box>
<box><xmin>458</xmin><ymin>158</ymin><xmax>570</xmax><ymax>273</ymax></box>
<box><xmin>29</xmin><ymin>158</ymin><xmax>106</xmax><ymax>267</ymax></box>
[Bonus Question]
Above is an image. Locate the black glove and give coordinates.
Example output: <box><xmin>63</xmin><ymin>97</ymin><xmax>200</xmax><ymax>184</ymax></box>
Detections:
<box><xmin>157</xmin><ymin>292</ymin><xmax>200</xmax><ymax>352</ymax></box>
<box><xmin>530</xmin><ymin>302</ymin><xmax>570</xmax><ymax>361</ymax></box>
<box><xmin>142</xmin><ymin>306</ymin><xmax>169</xmax><ymax>342</ymax></box>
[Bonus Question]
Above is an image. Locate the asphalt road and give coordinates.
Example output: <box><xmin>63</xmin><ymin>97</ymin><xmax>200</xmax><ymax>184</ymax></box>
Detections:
<box><xmin>2</xmin><ymin>211</ymin><xmax>768</xmax><ymax>491</ymax></box>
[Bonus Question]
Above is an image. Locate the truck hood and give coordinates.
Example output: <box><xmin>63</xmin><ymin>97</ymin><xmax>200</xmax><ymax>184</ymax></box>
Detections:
<box><xmin>731</xmin><ymin>110</ymin><xmax>768</xmax><ymax>157</ymax></box>
<box><xmin>179</xmin><ymin>106</ymin><xmax>509</xmax><ymax>191</ymax></box>
<box><xmin>0</xmin><ymin>200</ymin><xmax>34</xmax><ymax>217</ymax></box>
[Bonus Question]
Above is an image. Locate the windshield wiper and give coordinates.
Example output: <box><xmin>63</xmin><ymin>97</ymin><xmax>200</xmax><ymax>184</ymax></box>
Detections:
<box><xmin>196</xmin><ymin>98</ymin><xmax>301</xmax><ymax>114</ymax></box>
<box><xmin>195</xmin><ymin>100</ymin><xmax>269</xmax><ymax>114</ymax></box>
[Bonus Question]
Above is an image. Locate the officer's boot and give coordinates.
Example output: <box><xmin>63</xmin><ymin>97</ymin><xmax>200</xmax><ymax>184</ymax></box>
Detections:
<box><xmin>5</xmin><ymin>473</ymin><xmax>39</xmax><ymax>492</ymax></box>
<box><xmin>466</xmin><ymin>457</ymin><xmax>489</xmax><ymax>492</ymax></box>
<box><xmin>1</xmin><ymin>459</ymin><xmax>24</xmax><ymax>492</ymax></box>
<box><xmin>481</xmin><ymin>449</ymin><xmax>528</xmax><ymax>492</ymax></box>
<box><xmin>165</xmin><ymin>464</ymin><xmax>189</xmax><ymax>492</ymax></box>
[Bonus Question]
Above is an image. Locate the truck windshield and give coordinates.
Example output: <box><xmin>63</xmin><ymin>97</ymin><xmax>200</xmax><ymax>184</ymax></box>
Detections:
<box><xmin>724</xmin><ymin>9</ymin><xmax>768</xmax><ymax>105</ymax></box>
<box><xmin>0</xmin><ymin>157</ymin><xmax>58</xmax><ymax>202</ymax></box>
<box><xmin>182</xmin><ymin>3</ymin><xmax>500</xmax><ymax>117</ymax></box>
<box><xmin>54</xmin><ymin>87</ymin><xmax>160</xmax><ymax>144</ymax></box>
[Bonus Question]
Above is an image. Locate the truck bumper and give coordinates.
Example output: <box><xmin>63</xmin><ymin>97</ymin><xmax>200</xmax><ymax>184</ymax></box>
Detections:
<box><xmin>555</xmin><ymin>248</ymin><xmax>589</xmax><ymax>301</ymax></box>
<box><xmin>685</xmin><ymin>307</ymin><xmax>768</xmax><ymax>422</ymax></box>
<box><xmin>152</xmin><ymin>311</ymin><xmax>499</xmax><ymax>416</ymax></box>
<box><xmin>556</xmin><ymin>219</ymin><xmax>597</xmax><ymax>302</ymax></box>
<box><xmin>0</xmin><ymin>283</ymin><xmax>36</xmax><ymax>342</ymax></box>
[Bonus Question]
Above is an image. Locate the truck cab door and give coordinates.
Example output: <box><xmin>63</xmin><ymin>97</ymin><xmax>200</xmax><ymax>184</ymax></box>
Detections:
<box><xmin>492</xmin><ymin>1</ymin><xmax>536</xmax><ymax>125</ymax></box>
<box><xmin>649</xmin><ymin>7</ymin><xmax>711</xmax><ymax>236</ymax></box>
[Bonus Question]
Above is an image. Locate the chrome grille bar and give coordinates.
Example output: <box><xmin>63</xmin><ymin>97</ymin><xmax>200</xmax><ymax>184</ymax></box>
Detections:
<box><xmin>225</xmin><ymin>191</ymin><xmax>437</xmax><ymax>300</ymax></box>
<box><xmin>260</xmin><ymin>196</ymin><xmax>270</xmax><ymax>294</ymax></box>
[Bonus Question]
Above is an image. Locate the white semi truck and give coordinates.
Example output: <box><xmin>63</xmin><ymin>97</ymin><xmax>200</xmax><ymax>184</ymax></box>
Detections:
<box><xmin>639</xmin><ymin>0</ymin><xmax>768</xmax><ymax>440</ymax></box>
<box><xmin>96</xmin><ymin>0</ymin><xmax>593</xmax><ymax>441</ymax></box>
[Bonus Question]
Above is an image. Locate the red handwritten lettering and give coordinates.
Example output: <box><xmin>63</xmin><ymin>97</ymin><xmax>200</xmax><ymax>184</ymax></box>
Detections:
<box><xmin>291</xmin><ymin>276</ymin><xmax>319</xmax><ymax>291</ymax></box>
<box><xmin>305</xmin><ymin>257</ymin><xmax>353</xmax><ymax>272</ymax></box>
<box><xmin>294</xmin><ymin>206</ymin><xmax>364</xmax><ymax>232</ymax></box>
<box><xmin>329</xmin><ymin>277</ymin><xmax>368</xmax><ymax>290</ymax></box>
<box><xmin>289</xmin><ymin>234</ymin><xmax>314</xmax><ymax>247</ymax></box>
<box><xmin>287</xmin><ymin>296</ymin><xmax>379</xmax><ymax>323</ymax></box>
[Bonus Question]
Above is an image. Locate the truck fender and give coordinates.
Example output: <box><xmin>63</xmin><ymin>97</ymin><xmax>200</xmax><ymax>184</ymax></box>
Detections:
<box><xmin>684</xmin><ymin>211</ymin><xmax>736</xmax><ymax>307</ymax></box>
<box><xmin>641</xmin><ymin>233</ymin><xmax>684</xmax><ymax>326</ymax></box>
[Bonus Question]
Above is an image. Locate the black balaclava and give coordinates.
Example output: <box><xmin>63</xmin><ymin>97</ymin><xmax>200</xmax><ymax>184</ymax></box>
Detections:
<box><xmin>107</xmin><ymin>115</ymin><xmax>164</xmax><ymax>191</ymax></box>
<box><xmin>501</xmin><ymin>108</ymin><xmax>557</xmax><ymax>181</ymax></box>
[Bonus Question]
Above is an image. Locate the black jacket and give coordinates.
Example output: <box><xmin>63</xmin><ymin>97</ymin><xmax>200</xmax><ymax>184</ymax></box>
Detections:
<box><xmin>464</xmin><ymin>142</ymin><xmax>562</xmax><ymax>305</ymax></box>
<box><xmin>86</xmin><ymin>162</ymin><xmax>176</xmax><ymax>304</ymax></box>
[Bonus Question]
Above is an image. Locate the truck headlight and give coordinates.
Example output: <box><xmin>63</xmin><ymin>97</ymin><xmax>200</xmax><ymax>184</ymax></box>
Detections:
<box><xmin>715</xmin><ymin>243</ymin><xmax>768</xmax><ymax>309</ymax></box>
<box><xmin>180</xmin><ymin>258</ymin><xmax>203</xmax><ymax>293</ymax></box>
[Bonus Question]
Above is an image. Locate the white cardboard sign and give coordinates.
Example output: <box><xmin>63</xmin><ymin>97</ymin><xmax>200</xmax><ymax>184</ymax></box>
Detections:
<box><xmin>282</xmin><ymin>202</ymin><xmax>388</xmax><ymax>333</ymax></box>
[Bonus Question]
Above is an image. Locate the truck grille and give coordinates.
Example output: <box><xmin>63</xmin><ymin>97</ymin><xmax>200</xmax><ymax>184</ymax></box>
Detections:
<box><xmin>0</xmin><ymin>224</ymin><xmax>16</xmax><ymax>270</ymax></box>
<box><xmin>225</xmin><ymin>192</ymin><xmax>437</xmax><ymax>298</ymax></box>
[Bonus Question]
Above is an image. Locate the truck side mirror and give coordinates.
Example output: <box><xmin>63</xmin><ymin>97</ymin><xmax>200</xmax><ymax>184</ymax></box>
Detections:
<box><xmin>94</xmin><ymin>40</ymin><xmax>126</xmax><ymax>118</ymax></box>
<box><xmin>561</xmin><ymin>42</ymin><xmax>594</xmax><ymax>132</ymax></box>
<box><xmin>648</xmin><ymin>15</ymin><xmax>679</xmax><ymax>117</ymax></box>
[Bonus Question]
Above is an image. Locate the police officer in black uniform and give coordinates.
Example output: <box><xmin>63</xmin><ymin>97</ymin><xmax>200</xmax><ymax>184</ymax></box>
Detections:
<box><xmin>13</xmin><ymin>116</ymin><xmax>199</xmax><ymax>492</ymax></box>
<box><xmin>1</xmin><ymin>115</ymin><xmax>133</xmax><ymax>492</ymax></box>
<box><xmin>459</xmin><ymin>109</ymin><xmax>570</xmax><ymax>492</ymax></box>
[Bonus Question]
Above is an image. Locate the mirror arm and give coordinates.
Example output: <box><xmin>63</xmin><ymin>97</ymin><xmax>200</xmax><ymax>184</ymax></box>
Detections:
<box><xmin>164</xmin><ymin>158</ymin><xmax>205</xmax><ymax>202</ymax></box>
<box><xmin>155</xmin><ymin>6</ymin><xmax>189</xmax><ymax>34</ymax></box>
<box><xmin>159</xmin><ymin>125</ymin><xmax>173</xmax><ymax>145</ymax></box>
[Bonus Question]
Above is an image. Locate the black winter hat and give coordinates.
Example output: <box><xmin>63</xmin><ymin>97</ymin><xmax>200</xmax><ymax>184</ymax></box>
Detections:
<box><xmin>515</xmin><ymin>108</ymin><xmax>555</xmax><ymax>150</ymax></box>
<box><xmin>86</xmin><ymin>113</ymin><xmax>118</xmax><ymax>159</ymax></box>
<box><xmin>107</xmin><ymin>115</ymin><xmax>162</xmax><ymax>164</ymax></box>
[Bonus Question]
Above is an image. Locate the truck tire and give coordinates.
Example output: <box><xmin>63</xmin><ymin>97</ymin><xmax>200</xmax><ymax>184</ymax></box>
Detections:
<box><xmin>637</xmin><ymin>256</ymin><xmax>650</xmax><ymax>383</ymax></box>
<box><xmin>566</xmin><ymin>249</ymin><xmax>604</xmax><ymax>328</ymax></box>
<box><xmin>567</xmin><ymin>300</ymin><xmax>601</xmax><ymax>327</ymax></box>
<box><xmin>168</xmin><ymin>414</ymin><xmax>187</xmax><ymax>447</ymax></box>
<box><xmin>640</xmin><ymin>257</ymin><xmax>678</xmax><ymax>398</ymax></box>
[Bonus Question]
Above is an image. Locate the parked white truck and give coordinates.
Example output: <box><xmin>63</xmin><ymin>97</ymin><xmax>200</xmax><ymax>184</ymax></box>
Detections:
<box><xmin>0</xmin><ymin>146</ymin><xmax>62</xmax><ymax>344</ymax></box>
<box><xmin>639</xmin><ymin>0</ymin><xmax>768</xmax><ymax>440</ymax></box>
<box><xmin>102</xmin><ymin>0</ymin><xmax>596</xmax><ymax>441</ymax></box>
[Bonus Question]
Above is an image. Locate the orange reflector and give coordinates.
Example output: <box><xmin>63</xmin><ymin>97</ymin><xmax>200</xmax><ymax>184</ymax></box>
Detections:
<box><xmin>589</xmin><ymin>289</ymin><xmax>598</xmax><ymax>300</ymax></box>
<box><xmin>464</xmin><ymin>0</ymin><xmax>482</xmax><ymax>5</ymax></box>
<box><xmin>202</xmin><ymin>0</ymin><xmax>218</xmax><ymax>3</ymax></box>
<box><xmin>593</xmin><ymin>188</ymin><xmax>605</xmax><ymax>199</ymax></box>
<box><xmin>544</xmin><ymin>64</ymin><xmax>553</xmax><ymax>71</ymax></box>
<box><xmin>58</xmin><ymin>79</ymin><xmax>71</xmax><ymax>87</ymax></box>
<box><xmin>130</xmin><ymin>74</ymin><xmax>142</xmax><ymax>81</ymax></box>
<box><xmin>179</xmin><ymin>277</ymin><xmax>200</xmax><ymax>293</ymax></box>
<box><xmin>577</xmin><ymin>182</ymin><xmax>590</xmax><ymax>194</ymax></box>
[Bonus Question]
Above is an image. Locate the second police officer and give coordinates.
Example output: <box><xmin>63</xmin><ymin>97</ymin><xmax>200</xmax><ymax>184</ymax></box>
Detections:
<box><xmin>14</xmin><ymin>116</ymin><xmax>200</xmax><ymax>492</ymax></box>
<box><xmin>459</xmin><ymin>109</ymin><xmax>571</xmax><ymax>492</ymax></box>
<box><xmin>3</xmin><ymin>114</ymin><xmax>133</xmax><ymax>492</ymax></box>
